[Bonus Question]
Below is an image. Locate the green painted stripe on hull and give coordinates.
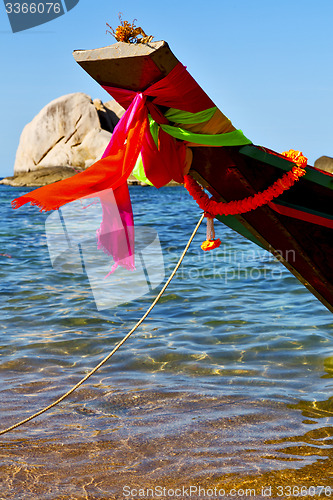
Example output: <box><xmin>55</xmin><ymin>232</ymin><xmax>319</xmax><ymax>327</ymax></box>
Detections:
<box><xmin>215</xmin><ymin>214</ymin><xmax>266</xmax><ymax>250</ymax></box>
<box><xmin>239</xmin><ymin>145</ymin><xmax>333</xmax><ymax>190</ymax></box>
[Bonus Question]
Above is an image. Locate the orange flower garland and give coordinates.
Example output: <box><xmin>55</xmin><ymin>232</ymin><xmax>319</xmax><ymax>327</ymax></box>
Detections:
<box><xmin>282</xmin><ymin>149</ymin><xmax>308</xmax><ymax>168</ymax></box>
<box><xmin>184</xmin><ymin>150</ymin><xmax>307</xmax><ymax>218</ymax></box>
<box><xmin>200</xmin><ymin>216</ymin><xmax>222</xmax><ymax>251</ymax></box>
<box><xmin>185</xmin><ymin>149</ymin><xmax>307</xmax><ymax>251</ymax></box>
<box><xmin>201</xmin><ymin>239</ymin><xmax>221</xmax><ymax>251</ymax></box>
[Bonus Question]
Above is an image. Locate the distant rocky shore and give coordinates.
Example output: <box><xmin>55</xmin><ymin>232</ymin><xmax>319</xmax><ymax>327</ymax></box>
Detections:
<box><xmin>314</xmin><ymin>156</ymin><xmax>333</xmax><ymax>174</ymax></box>
<box><xmin>0</xmin><ymin>166</ymin><xmax>78</xmax><ymax>187</ymax></box>
<box><xmin>0</xmin><ymin>168</ymin><xmax>148</xmax><ymax>187</ymax></box>
<box><xmin>4</xmin><ymin>91</ymin><xmax>331</xmax><ymax>189</ymax></box>
<box><xmin>0</xmin><ymin>92</ymin><xmax>150</xmax><ymax>187</ymax></box>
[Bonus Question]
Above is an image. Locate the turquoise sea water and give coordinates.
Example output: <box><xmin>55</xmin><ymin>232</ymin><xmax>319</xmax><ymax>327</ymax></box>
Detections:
<box><xmin>0</xmin><ymin>184</ymin><xmax>333</xmax><ymax>499</ymax></box>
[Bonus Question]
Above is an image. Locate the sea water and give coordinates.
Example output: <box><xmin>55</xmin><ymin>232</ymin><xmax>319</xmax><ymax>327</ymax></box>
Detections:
<box><xmin>0</xmin><ymin>184</ymin><xmax>332</xmax><ymax>499</ymax></box>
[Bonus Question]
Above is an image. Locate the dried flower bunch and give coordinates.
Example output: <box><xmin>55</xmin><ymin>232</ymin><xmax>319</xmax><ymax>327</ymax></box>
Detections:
<box><xmin>106</xmin><ymin>13</ymin><xmax>153</xmax><ymax>44</ymax></box>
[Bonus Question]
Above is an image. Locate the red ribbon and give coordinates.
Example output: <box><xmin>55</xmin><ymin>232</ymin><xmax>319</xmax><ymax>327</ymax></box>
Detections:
<box><xmin>12</xmin><ymin>62</ymin><xmax>215</xmax><ymax>270</ymax></box>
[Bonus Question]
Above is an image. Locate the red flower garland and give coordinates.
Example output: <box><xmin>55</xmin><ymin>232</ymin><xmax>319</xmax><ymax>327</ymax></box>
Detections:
<box><xmin>184</xmin><ymin>150</ymin><xmax>307</xmax><ymax>217</ymax></box>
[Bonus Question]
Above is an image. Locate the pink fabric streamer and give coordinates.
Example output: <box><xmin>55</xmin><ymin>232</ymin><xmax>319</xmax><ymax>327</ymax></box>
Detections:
<box><xmin>13</xmin><ymin>63</ymin><xmax>215</xmax><ymax>274</ymax></box>
<box><xmin>95</xmin><ymin>63</ymin><xmax>215</xmax><ymax>272</ymax></box>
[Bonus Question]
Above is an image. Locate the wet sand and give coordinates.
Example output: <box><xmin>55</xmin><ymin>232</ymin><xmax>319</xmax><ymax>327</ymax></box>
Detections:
<box><xmin>1</xmin><ymin>385</ymin><xmax>332</xmax><ymax>499</ymax></box>
<box><xmin>1</xmin><ymin>184</ymin><xmax>332</xmax><ymax>499</ymax></box>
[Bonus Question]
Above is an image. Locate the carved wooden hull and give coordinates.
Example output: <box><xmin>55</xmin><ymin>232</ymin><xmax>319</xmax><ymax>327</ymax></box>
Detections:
<box><xmin>73</xmin><ymin>41</ymin><xmax>333</xmax><ymax>313</ymax></box>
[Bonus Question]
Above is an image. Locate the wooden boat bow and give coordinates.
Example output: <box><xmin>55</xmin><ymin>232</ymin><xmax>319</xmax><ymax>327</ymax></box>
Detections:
<box><xmin>73</xmin><ymin>41</ymin><xmax>333</xmax><ymax>313</ymax></box>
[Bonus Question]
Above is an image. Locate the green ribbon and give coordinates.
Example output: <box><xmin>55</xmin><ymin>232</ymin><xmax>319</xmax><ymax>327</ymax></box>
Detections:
<box><xmin>132</xmin><ymin>117</ymin><xmax>157</xmax><ymax>186</ymax></box>
<box><xmin>164</xmin><ymin>106</ymin><xmax>217</xmax><ymax>124</ymax></box>
<box><xmin>132</xmin><ymin>154</ymin><xmax>154</xmax><ymax>186</ymax></box>
<box><xmin>131</xmin><ymin>107</ymin><xmax>252</xmax><ymax>185</ymax></box>
<box><xmin>160</xmin><ymin>125</ymin><xmax>252</xmax><ymax>146</ymax></box>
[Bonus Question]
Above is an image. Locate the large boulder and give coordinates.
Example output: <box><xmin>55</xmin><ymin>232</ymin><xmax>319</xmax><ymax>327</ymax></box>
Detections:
<box><xmin>13</xmin><ymin>93</ymin><xmax>124</xmax><ymax>174</ymax></box>
<box><xmin>314</xmin><ymin>156</ymin><xmax>333</xmax><ymax>174</ymax></box>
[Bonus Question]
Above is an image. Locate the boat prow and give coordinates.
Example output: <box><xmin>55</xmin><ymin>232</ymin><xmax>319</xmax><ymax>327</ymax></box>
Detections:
<box><xmin>73</xmin><ymin>41</ymin><xmax>333</xmax><ymax>313</ymax></box>
<box><xmin>73</xmin><ymin>41</ymin><xmax>178</xmax><ymax>91</ymax></box>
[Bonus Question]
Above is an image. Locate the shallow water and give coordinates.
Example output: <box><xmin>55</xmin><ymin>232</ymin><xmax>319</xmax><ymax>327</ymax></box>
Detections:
<box><xmin>0</xmin><ymin>184</ymin><xmax>332</xmax><ymax>499</ymax></box>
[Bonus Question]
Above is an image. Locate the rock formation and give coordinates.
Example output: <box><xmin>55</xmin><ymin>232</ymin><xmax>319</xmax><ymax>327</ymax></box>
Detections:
<box><xmin>314</xmin><ymin>156</ymin><xmax>333</xmax><ymax>174</ymax></box>
<box><xmin>1</xmin><ymin>93</ymin><xmax>125</xmax><ymax>186</ymax></box>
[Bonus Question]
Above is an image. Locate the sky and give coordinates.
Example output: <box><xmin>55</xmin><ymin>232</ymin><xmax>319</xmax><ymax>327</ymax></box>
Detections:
<box><xmin>0</xmin><ymin>0</ymin><xmax>333</xmax><ymax>177</ymax></box>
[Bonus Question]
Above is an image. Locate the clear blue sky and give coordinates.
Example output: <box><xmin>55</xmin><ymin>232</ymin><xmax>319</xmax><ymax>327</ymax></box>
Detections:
<box><xmin>0</xmin><ymin>0</ymin><xmax>332</xmax><ymax>177</ymax></box>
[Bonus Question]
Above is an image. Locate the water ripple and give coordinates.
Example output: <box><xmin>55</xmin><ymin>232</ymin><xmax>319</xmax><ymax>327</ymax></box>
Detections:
<box><xmin>0</xmin><ymin>184</ymin><xmax>333</xmax><ymax>495</ymax></box>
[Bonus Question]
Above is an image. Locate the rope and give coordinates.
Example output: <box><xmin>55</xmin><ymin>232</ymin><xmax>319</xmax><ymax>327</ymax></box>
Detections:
<box><xmin>0</xmin><ymin>214</ymin><xmax>205</xmax><ymax>437</ymax></box>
